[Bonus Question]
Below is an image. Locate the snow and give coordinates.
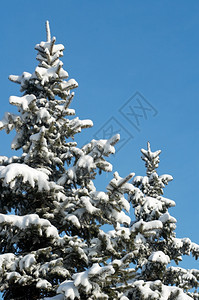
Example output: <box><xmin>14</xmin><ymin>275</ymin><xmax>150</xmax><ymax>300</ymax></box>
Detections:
<box><xmin>77</xmin><ymin>155</ymin><xmax>95</xmax><ymax>171</ymax></box>
<box><xmin>66</xmin><ymin>214</ymin><xmax>81</xmax><ymax>228</ymax></box>
<box><xmin>60</xmin><ymin>78</ymin><xmax>78</xmax><ymax>90</ymax></box>
<box><xmin>73</xmin><ymin>270</ymin><xmax>92</xmax><ymax>293</ymax></box>
<box><xmin>0</xmin><ymin>163</ymin><xmax>54</xmax><ymax>191</ymax></box>
<box><xmin>36</xmin><ymin>108</ymin><xmax>52</xmax><ymax>122</ymax></box>
<box><xmin>6</xmin><ymin>271</ymin><xmax>21</xmax><ymax>281</ymax></box>
<box><xmin>158</xmin><ymin>196</ymin><xmax>176</xmax><ymax>207</ymax></box>
<box><xmin>59</xmin><ymin>140</ymin><xmax>120</xmax><ymax>185</ymax></box>
<box><xmin>119</xmin><ymin>195</ymin><xmax>130</xmax><ymax>212</ymax></box>
<box><xmin>19</xmin><ymin>254</ymin><xmax>36</xmax><ymax>271</ymax></box>
<box><xmin>35</xmin><ymin>62</ymin><xmax>68</xmax><ymax>85</ymax></box>
<box><xmin>159</xmin><ymin>212</ymin><xmax>177</xmax><ymax>223</ymax></box>
<box><xmin>30</xmin><ymin>128</ymin><xmax>45</xmax><ymax>142</ymax></box>
<box><xmin>0</xmin><ymin>156</ymin><xmax>8</xmax><ymax>164</ymax></box>
<box><xmin>172</xmin><ymin>238</ymin><xmax>185</xmax><ymax>248</ymax></box>
<box><xmin>149</xmin><ymin>251</ymin><xmax>170</xmax><ymax>264</ymax></box>
<box><xmin>132</xmin><ymin>280</ymin><xmax>193</xmax><ymax>300</ymax></box>
<box><xmin>9</xmin><ymin>94</ymin><xmax>36</xmax><ymax>111</ymax></box>
<box><xmin>141</xmin><ymin>143</ymin><xmax>161</xmax><ymax>159</ymax></box>
<box><xmin>143</xmin><ymin>196</ymin><xmax>163</xmax><ymax>213</ymax></box>
<box><xmin>36</xmin><ymin>279</ymin><xmax>52</xmax><ymax>289</ymax></box>
<box><xmin>57</xmin><ymin>280</ymin><xmax>80</xmax><ymax>299</ymax></box>
<box><xmin>133</xmin><ymin>175</ymin><xmax>143</xmax><ymax>184</ymax></box>
<box><xmin>95</xmin><ymin>135</ymin><xmax>120</xmax><ymax>156</ymax></box>
<box><xmin>92</xmin><ymin>191</ymin><xmax>109</xmax><ymax>202</ymax></box>
<box><xmin>9</xmin><ymin>72</ymin><xmax>32</xmax><ymax>87</ymax></box>
<box><xmin>131</xmin><ymin>219</ymin><xmax>163</xmax><ymax>233</ymax></box>
<box><xmin>191</xmin><ymin>242</ymin><xmax>199</xmax><ymax>253</ymax></box>
<box><xmin>0</xmin><ymin>214</ymin><xmax>59</xmax><ymax>239</ymax></box>
<box><xmin>11</xmin><ymin>131</ymin><xmax>23</xmax><ymax>150</ymax></box>
<box><xmin>0</xmin><ymin>253</ymin><xmax>15</xmax><ymax>272</ymax></box>
<box><xmin>71</xmin><ymin>263</ymin><xmax>115</xmax><ymax>294</ymax></box>
<box><xmin>35</xmin><ymin>41</ymin><xmax>64</xmax><ymax>55</ymax></box>
<box><xmin>112</xmin><ymin>259</ymin><xmax>122</xmax><ymax>268</ymax></box>
<box><xmin>87</xmin><ymin>263</ymin><xmax>102</xmax><ymax>275</ymax></box>
<box><xmin>134</xmin><ymin>233</ymin><xmax>146</xmax><ymax>244</ymax></box>
<box><xmin>111</xmin><ymin>209</ymin><xmax>131</xmax><ymax>225</ymax></box>
<box><xmin>108</xmin><ymin>225</ymin><xmax>130</xmax><ymax>240</ymax></box>
<box><xmin>114</xmin><ymin>171</ymin><xmax>135</xmax><ymax>188</ymax></box>
<box><xmin>134</xmin><ymin>280</ymin><xmax>160</xmax><ymax>299</ymax></box>
<box><xmin>106</xmin><ymin>172</ymin><xmax>135</xmax><ymax>195</ymax></box>
<box><xmin>142</xmin><ymin>176</ymin><xmax>149</xmax><ymax>185</ymax></box>
<box><xmin>80</xmin><ymin>119</ymin><xmax>93</xmax><ymax>129</ymax></box>
<box><xmin>159</xmin><ymin>174</ymin><xmax>173</xmax><ymax>182</ymax></box>
<box><xmin>81</xmin><ymin>196</ymin><xmax>100</xmax><ymax>214</ymax></box>
<box><xmin>0</xmin><ymin>112</ymin><xmax>12</xmax><ymax>130</ymax></box>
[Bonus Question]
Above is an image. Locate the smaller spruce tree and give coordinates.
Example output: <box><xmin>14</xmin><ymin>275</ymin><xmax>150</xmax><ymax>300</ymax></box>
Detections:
<box><xmin>127</xmin><ymin>142</ymin><xmax>199</xmax><ymax>299</ymax></box>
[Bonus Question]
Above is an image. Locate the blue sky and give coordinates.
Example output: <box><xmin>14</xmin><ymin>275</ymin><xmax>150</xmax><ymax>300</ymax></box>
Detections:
<box><xmin>0</xmin><ymin>0</ymin><xmax>198</xmax><ymax>270</ymax></box>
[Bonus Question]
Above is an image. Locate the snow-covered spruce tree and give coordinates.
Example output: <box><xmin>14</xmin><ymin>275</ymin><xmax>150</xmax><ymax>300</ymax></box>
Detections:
<box><xmin>0</xmin><ymin>22</ymin><xmax>198</xmax><ymax>300</ymax></box>
<box><xmin>127</xmin><ymin>142</ymin><xmax>199</xmax><ymax>299</ymax></box>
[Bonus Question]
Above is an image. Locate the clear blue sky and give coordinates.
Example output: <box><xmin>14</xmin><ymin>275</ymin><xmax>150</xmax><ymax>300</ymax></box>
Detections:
<box><xmin>0</xmin><ymin>1</ymin><xmax>198</xmax><ymax>271</ymax></box>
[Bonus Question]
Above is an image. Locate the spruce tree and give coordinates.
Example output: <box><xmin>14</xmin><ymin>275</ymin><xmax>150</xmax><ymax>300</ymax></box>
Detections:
<box><xmin>0</xmin><ymin>22</ymin><xmax>198</xmax><ymax>300</ymax></box>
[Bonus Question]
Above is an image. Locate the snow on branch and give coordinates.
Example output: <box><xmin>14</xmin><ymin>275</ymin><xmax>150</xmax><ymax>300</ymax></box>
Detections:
<box><xmin>57</xmin><ymin>263</ymin><xmax>115</xmax><ymax>298</ymax></box>
<box><xmin>130</xmin><ymin>280</ymin><xmax>193</xmax><ymax>300</ymax></box>
<box><xmin>0</xmin><ymin>112</ymin><xmax>21</xmax><ymax>133</ymax></box>
<box><xmin>0</xmin><ymin>213</ymin><xmax>59</xmax><ymax>239</ymax></box>
<box><xmin>0</xmin><ymin>163</ymin><xmax>60</xmax><ymax>191</ymax></box>
<box><xmin>0</xmin><ymin>250</ymin><xmax>71</xmax><ymax>293</ymax></box>
<box><xmin>9</xmin><ymin>94</ymin><xmax>36</xmax><ymax>111</ymax></box>
<box><xmin>171</xmin><ymin>238</ymin><xmax>199</xmax><ymax>260</ymax></box>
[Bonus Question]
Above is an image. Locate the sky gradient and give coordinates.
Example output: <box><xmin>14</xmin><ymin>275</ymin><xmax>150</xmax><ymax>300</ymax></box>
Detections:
<box><xmin>0</xmin><ymin>1</ymin><xmax>198</xmax><ymax>270</ymax></box>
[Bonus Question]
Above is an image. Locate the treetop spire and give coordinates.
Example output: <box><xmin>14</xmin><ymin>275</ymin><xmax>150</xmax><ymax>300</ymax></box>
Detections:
<box><xmin>45</xmin><ymin>20</ymin><xmax>51</xmax><ymax>42</ymax></box>
<box><xmin>147</xmin><ymin>141</ymin><xmax>151</xmax><ymax>152</ymax></box>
